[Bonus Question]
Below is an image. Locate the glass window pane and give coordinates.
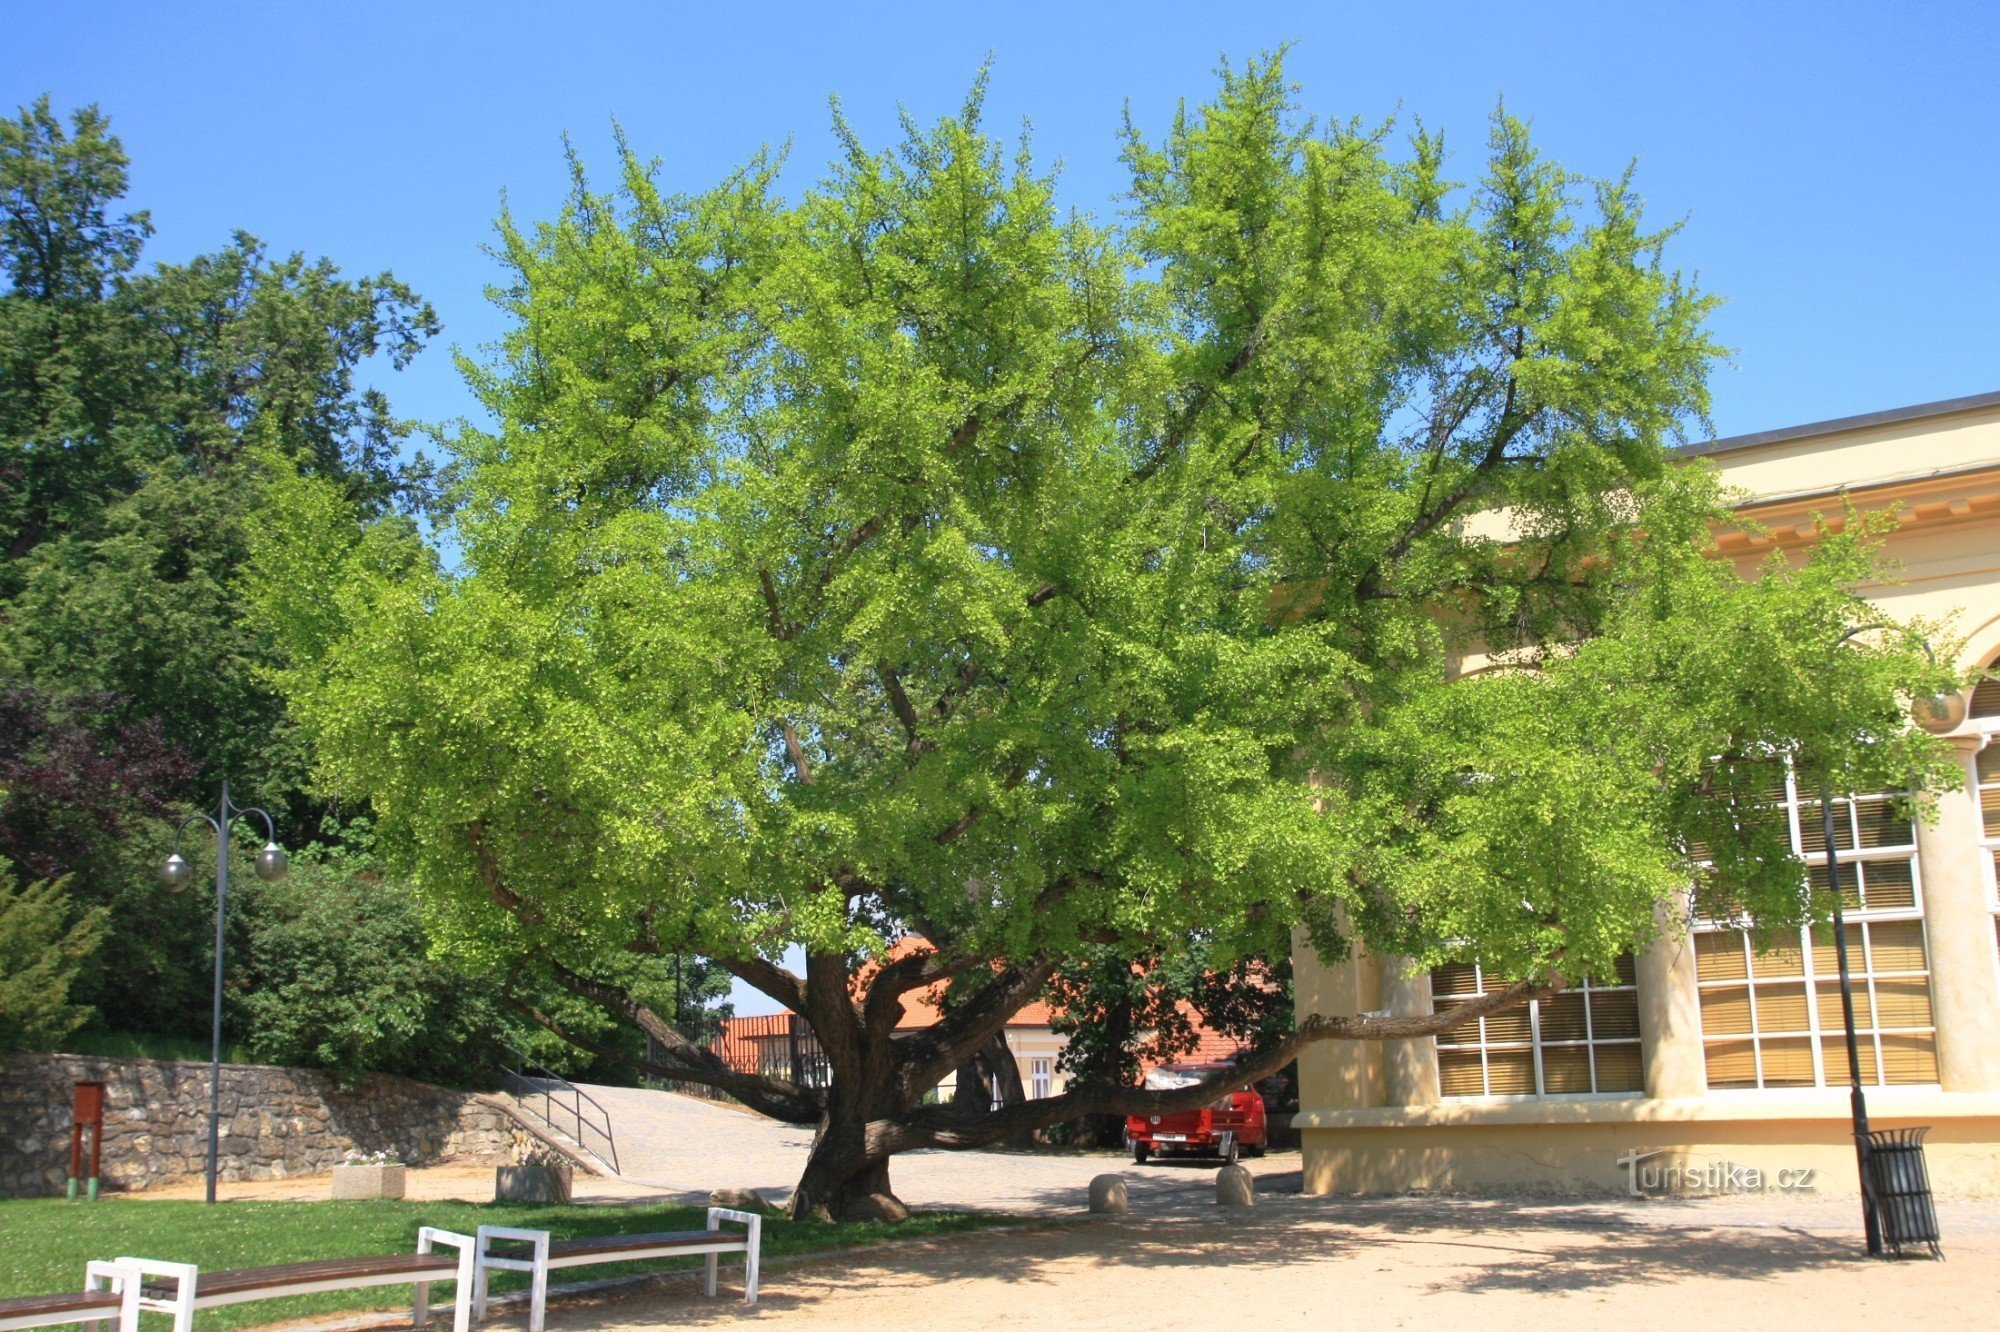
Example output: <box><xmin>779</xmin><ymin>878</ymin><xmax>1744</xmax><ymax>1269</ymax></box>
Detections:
<box><xmin>1540</xmin><ymin>1046</ymin><xmax>1593</xmax><ymax>1094</ymax></box>
<box><xmin>1438</xmin><ymin>1051</ymin><xmax>1485</xmax><ymax>1097</ymax></box>
<box><xmin>1752</xmin><ymin>982</ymin><xmax>1811</xmax><ymax>1033</ymax></box>
<box><xmin>1866</xmin><ymin>919</ymin><xmax>1929</xmax><ymax>973</ymax></box>
<box><xmin>1871</xmin><ymin>976</ymin><xmax>1934</xmax><ymax>1029</ymax></box>
<box><xmin>1484</xmin><ymin>1049</ymin><xmax>1537</xmax><ymax>1095</ymax></box>
<box><xmin>1538</xmin><ymin>993</ymin><xmax>1589</xmax><ymax>1043</ymax></box>
<box><xmin>1752</xmin><ymin>938</ymin><xmax>1808</xmax><ymax>980</ymax></box>
<box><xmin>1483</xmin><ymin>1005</ymin><xmax>1533</xmax><ymax>1045</ymax></box>
<box><xmin>1695</xmin><ymin>932</ymin><xmax>1749</xmax><ymax>981</ymax></box>
<box><xmin>1815</xmin><ymin>984</ymin><xmax>1872</xmax><ymax>1031</ymax></box>
<box><xmin>1810</xmin><ymin>922</ymin><xmax>1866</xmax><ymax>977</ymax></box>
<box><xmin>1759</xmin><ymin>1037</ymin><xmax>1817</xmax><ymax>1087</ymax></box>
<box><xmin>1588</xmin><ymin>988</ymin><xmax>1642</xmax><ymax>1040</ymax></box>
<box><xmin>1431</xmin><ymin>963</ymin><xmax>1481</xmax><ymax>998</ymax></box>
<box><xmin>1592</xmin><ymin>1043</ymin><xmax>1644</xmax><ymax>1093</ymax></box>
<box><xmin>1703</xmin><ymin>1040</ymin><xmax>1759</xmax><ymax>1089</ymax></box>
<box><xmin>1878</xmin><ymin>1033</ymin><xmax>1939</xmax><ymax>1085</ymax></box>
<box><xmin>1819</xmin><ymin>1036</ymin><xmax>1876</xmax><ymax>1084</ymax></box>
<box><xmin>1807</xmin><ymin>862</ymin><xmax>1863</xmax><ymax>913</ymax></box>
<box><xmin>1699</xmin><ymin>985</ymin><xmax>1755</xmax><ymax>1036</ymax></box>
<box><xmin>1433</xmin><ymin>998</ymin><xmax>1478</xmax><ymax>1048</ymax></box>
<box><xmin>1852</xmin><ymin>799</ymin><xmax>1913</xmax><ymax>849</ymax></box>
<box><xmin>1799</xmin><ymin>799</ymin><xmax>1852</xmax><ymax>856</ymax></box>
<box><xmin>1975</xmin><ymin>740</ymin><xmax>2000</xmax><ymax>781</ymax></box>
<box><xmin>1856</xmin><ymin>858</ymin><xmax>1916</xmax><ymax>912</ymax></box>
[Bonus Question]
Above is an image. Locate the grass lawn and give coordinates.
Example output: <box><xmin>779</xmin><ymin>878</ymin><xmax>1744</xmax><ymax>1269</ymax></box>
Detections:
<box><xmin>0</xmin><ymin>1197</ymin><xmax>1020</xmax><ymax>1329</ymax></box>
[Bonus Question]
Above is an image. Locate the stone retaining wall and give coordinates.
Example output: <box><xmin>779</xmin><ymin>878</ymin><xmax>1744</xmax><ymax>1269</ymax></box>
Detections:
<box><xmin>0</xmin><ymin>1054</ymin><xmax>519</xmax><ymax>1197</ymax></box>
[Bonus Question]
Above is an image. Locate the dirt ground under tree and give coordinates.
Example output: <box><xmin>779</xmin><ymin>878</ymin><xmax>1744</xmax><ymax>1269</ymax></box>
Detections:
<box><xmin>445</xmin><ymin>1192</ymin><xmax>1997</xmax><ymax>1332</ymax></box>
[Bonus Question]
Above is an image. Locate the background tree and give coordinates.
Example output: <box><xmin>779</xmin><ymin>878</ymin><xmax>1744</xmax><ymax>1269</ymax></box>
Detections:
<box><xmin>255</xmin><ymin>58</ymin><xmax>1961</xmax><ymax>1220</ymax></box>
<box><xmin>1044</xmin><ymin>946</ymin><xmax>1293</xmax><ymax>1144</ymax></box>
<box><xmin>0</xmin><ymin>98</ymin><xmax>653</xmax><ymax>1078</ymax></box>
<box><xmin>0</xmin><ymin>860</ymin><xmax>106</xmax><ymax>1054</ymax></box>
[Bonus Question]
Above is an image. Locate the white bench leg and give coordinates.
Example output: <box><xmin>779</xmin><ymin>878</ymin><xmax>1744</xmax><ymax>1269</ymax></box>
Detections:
<box><xmin>83</xmin><ymin>1260</ymin><xmax>139</xmax><ymax>1332</ymax></box>
<box><xmin>704</xmin><ymin>1251</ymin><xmax>718</xmax><ymax>1298</ymax></box>
<box><xmin>116</xmin><ymin>1258</ymin><xmax>195</xmax><ymax>1332</ymax></box>
<box><xmin>472</xmin><ymin>1224</ymin><xmax>550</xmax><ymax>1332</ymax></box>
<box><xmin>417</xmin><ymin>1228</ymin><xmax>477</xmax><ymax>1332</ymax></box>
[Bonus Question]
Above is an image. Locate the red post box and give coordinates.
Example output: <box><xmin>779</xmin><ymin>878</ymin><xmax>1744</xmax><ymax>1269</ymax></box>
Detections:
<box><xmin>69</xmin><ymin>1080</ymin><xmax>107</xmax><ymax>1201</ymax></box>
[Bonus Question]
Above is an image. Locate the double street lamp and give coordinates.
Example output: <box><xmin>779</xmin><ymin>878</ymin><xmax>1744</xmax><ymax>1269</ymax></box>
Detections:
<box><xmin>160</xmin><ymin>779</ymin><xmax>288</xmax><ymax>1205</ymax></box>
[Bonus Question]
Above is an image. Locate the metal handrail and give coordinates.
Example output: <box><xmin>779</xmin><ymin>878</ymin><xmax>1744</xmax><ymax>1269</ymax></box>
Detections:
<box><xmin>498</xmin><ymin>1046</ymin><xmax>620</xmax><ymax>1175</ymax></box>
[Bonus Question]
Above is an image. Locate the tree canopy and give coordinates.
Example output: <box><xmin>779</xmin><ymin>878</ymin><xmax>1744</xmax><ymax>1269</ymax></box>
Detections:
<box><xmin>255</xmin><ymin>58</ymin><xmax>1961</xmax><ymax>1219</ymax></box>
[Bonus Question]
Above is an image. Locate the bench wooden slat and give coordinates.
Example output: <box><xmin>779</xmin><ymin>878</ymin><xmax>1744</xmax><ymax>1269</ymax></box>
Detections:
<box><xmin>554</xmin><ymin>1229</ymin><xmax>737</xmax><ymax>1257</ymax></box>
<box><xmin>489</xmin><ymin>1229</ymin><xmax>737</xmax><ymax>1260</ymax></box>
<box><xmin>141</xmin><ymin>1252</ymin><xmax>458</xmax><ymax>1302</ymax></box>
<box><xmin>0</xmin><ymin>1293</ymin><xmax>120</xmax><ymax>1319</ymax></box>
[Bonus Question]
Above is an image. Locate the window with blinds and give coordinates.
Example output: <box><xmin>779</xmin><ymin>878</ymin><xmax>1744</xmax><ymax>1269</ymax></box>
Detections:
<box><xmin>1432</xmin><ymin>958</ymin><xmax>1643</xmax><ymax>1098</ymax></box>
<box><xmin>1692</xmin><ymin>766</ymin><xmax>1939</xmax><ymax>1089</ymax></box>
<box><xmin>1974</xmin><ymin>699</ymin><xmax>2000</xmax><ymax>966</ymax></box>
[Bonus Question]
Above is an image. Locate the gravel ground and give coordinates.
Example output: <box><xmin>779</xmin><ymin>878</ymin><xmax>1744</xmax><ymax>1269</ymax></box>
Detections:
<box><xmin>488</xmin><ymin>1190</ymin><xmax>1999</xmax><ymax>1332</ymax></box>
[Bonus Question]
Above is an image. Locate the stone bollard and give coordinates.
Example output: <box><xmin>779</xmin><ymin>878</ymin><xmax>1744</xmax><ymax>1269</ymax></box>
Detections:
<box><xmin>495</xmin><ymin>1161</ymin><xmax>571</xmax><ymax>1203</ymax></box>
<box><xmin>1088</xmin><ymin>1174</ymin><xmax>1130</xmax><ymax>1214</ymax></box>
<box><xmin>1216</xmin><ymin>1164</ymin><xmax>1254</xmax><ymax>1207</ymax></box>
<box><xmin>709</xmin><ymin>1186</ymin><xmax>772</xmax><ymax>1213</ymax></box>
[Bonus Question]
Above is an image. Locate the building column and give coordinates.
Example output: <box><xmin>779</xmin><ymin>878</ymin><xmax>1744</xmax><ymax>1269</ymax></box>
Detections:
<box><xmin>1637</xmin><ymin>888</ymin><xmax>1708</xmax><ymax>1100</ymax></box>
<box><xmin>1916</xmin><ymin>735</ymin><xmax>2000</xmax><ymax>1092</ymax></box>
<box><xmin>1381</xmin><ymin>955</ymin><xmax>1440</xmax><ymax>1107</ymax></box>
<box><xmin>1293</xmin><ymin>925</ymin><xmax>1386</xmax><ymax>1111</ymax></box>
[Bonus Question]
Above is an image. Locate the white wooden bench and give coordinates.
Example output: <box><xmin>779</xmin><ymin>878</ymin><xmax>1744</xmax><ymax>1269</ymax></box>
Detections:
<box><xmin>0</xmin><ymin>1263</ymin><xmax>141</xmax><ymax>1332</ymax></box>
<box><xmin>117</xmin><ymin>1227</ymin><xmax>476</xmax><ymax>1332</ymax></box>
<box><xmin>472</xmin><ymin>1208</ymin><xmax>761</xmax><ymax>1331</ymax></box>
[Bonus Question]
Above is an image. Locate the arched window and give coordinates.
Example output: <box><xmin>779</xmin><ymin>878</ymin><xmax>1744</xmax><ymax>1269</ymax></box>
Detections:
<box><xmin>1971</xmin><ymin>654</ymin><xmax>2000</xmax><ymax>964</ymax></box>
<box><xmin>1971</xmin><ymin>671</ymin><xmax>2000</xmax><ymax>723</ymax></box>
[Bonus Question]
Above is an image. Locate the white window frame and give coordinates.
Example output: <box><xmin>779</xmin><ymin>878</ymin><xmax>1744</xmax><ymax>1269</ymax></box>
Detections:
<box><xmin>1691</xmin><ymin>762</ymin><xmax>1938</xmax><ymax>1091</ymax></box>
<box><xmin>1968</xmin><ymin>717</ymin><xmax>2000</xmax><ymax>973</ymax></box>
<box><xmin>1434</xmin><ymin>961</ymin><xmax>1644</xmax><ymax>1101</ymax></box>
<box><xmin>1029</xmin><ymin>1057</ymin><xmax>1052</xmax><ymax>1100</ymax></box>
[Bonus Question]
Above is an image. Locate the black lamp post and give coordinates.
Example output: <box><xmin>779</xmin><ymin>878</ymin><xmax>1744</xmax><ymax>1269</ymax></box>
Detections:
<box><xmin>1821</xmin><ymin>624</ymin><xmax>1965</xmax><ymax>1255</ymax></box>
<box><xmin>160</xmin><ymin>779</ymin><xmax>288</xmax><ymax>1205</ymax></box>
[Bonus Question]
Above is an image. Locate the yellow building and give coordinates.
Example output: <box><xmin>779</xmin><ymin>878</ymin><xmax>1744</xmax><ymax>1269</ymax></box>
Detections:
<box><xmin>1295</xmin><ymin>390</ymin><xmax>2000</xmax><ymax>1198</ymax></box>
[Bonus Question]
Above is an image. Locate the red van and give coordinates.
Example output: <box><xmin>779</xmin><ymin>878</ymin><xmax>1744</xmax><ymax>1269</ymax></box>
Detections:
<box><xmin>1125</xmin><ymin>1061</ymin><xmax>1267</xmax><ymax>1165</ymax></box>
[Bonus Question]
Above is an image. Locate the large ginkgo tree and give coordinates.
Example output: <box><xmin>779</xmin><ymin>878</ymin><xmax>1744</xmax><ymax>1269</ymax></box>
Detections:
<box><xmin>253</xmin><ymin>58</ymin><xmax>1961</xmax><ymax>1220</ymax></box>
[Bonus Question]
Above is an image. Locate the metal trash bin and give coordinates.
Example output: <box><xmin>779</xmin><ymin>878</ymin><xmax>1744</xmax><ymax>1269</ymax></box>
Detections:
<box><xmin>1861</xmin><ymin>1126</ymin><xmax>1941</xmax><ymax>1259</ymax></box>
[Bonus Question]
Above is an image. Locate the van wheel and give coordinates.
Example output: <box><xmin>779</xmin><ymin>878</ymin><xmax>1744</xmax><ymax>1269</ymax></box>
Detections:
<box><xmin>1133</xmin><ymin>1142</ymin><xmax>1150</xmax><ymax>1164</ymax></box>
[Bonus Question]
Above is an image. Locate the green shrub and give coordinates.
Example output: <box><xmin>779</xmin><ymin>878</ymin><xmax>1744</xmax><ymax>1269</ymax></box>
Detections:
<box><xmin>0</xmin><ymin>861</ymin><xmax>106</xmax><ymax>1053</ymax></box>
<box><xmin>234</xmin><ymin>862</ymin><xmax>509</xmax><ymax>1087</ymax></box>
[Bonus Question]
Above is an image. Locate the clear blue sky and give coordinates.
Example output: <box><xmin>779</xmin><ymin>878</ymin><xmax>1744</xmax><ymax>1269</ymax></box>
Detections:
<box><xmin>12</xmin><ymin>2</ymin><xmax>1995</xmax><ymax>1012</ymax></box>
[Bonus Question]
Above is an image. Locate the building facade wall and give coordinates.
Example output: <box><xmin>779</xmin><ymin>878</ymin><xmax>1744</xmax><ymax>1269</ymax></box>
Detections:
<box><xmin>1297</xmin><ymin>395</ymin><xmax>2000</xmax><ymax>1197</ymax></box>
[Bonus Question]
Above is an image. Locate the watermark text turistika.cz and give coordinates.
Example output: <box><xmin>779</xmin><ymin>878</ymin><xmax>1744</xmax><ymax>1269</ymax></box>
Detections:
<box><xmin>1616</xmin><ymin>1149</ymin><xmax>1818</xmax><ymax>1197</ymax></box>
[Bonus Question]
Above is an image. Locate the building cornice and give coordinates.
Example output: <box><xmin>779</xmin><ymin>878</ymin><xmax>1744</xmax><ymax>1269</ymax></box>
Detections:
<box><xmin>1682</xmin><ymin>388</ymin><xmax>2000</xmax><ymax>459</ymax></box>
<box><xmin>1712</xmin><ymin>458</ymin><xmax>2000</xmax><ymax>557</ymax></box>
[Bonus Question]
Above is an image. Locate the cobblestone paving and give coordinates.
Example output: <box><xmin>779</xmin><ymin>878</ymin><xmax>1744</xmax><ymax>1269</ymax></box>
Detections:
<box><xmin>581</xmin><ymin>1083</ymin><xmax>2000</xmax><ymax>1235</ymax></box>
<box><xmin>580</xmin><ymin>1083</ymin><xmax>1297</xmax><ymax>1213</ymax></box>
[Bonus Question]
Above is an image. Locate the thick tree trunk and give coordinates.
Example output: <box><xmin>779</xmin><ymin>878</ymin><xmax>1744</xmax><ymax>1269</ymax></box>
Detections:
<box><xmin>787</xmin><ymin>1098</ymin><xmax>910</xmax><ymax>1222</ymax></box>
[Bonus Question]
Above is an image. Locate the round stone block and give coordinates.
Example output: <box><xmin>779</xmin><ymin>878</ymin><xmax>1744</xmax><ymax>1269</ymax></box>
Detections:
<box><xmin>1216</xmin><ymin>1164</ymin><xmax>1255</xmax><ymax>1207</ymax></box>
<box><xmin>1088</xmin><ymin>1174</ymin><xmax>1130</xmax><ymax>1214</ymax></box>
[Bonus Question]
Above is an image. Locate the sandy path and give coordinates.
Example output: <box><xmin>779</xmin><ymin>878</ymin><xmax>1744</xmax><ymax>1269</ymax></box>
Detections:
<box><xmin>487</xmin><ymin>1194</ymin><xmax>1997</xmax><ymax>1332</ymax></box>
